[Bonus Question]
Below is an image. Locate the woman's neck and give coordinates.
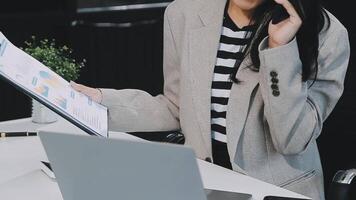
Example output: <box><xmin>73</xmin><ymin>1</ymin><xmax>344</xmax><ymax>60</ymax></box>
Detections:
<box><xmin>228</xmin><ymin>1</ymin><xmax>255</xmax><ymax>28</ymax></box>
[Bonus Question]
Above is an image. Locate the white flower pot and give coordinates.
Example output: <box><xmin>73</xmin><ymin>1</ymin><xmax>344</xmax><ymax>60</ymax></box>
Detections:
<box><xmin>31</xmin><ymin>100</ymin><xmax>58</xmax><ymax>124</ymax></box>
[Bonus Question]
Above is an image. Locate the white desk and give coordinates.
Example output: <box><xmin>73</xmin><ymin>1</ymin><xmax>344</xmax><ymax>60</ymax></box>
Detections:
<box><xmin>0</xmin><ymin>118</ymin><xmax>310</xmax><ymax>200</ymax></box>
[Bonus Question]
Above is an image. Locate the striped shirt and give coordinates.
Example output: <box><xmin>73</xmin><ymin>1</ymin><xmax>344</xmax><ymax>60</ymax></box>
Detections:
<box><xmin>211</xmin><ymin>9</ymin><xmax>256</xmax><ymax>169</ymax></box>
<box><xmin>211</xmin><ymin>14</ymin><xmax>255</xmax><ymax>143</ymax></box>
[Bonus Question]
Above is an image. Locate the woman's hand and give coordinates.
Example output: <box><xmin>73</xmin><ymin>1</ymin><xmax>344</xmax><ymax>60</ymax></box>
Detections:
<box><xmin>70</xmin><ymin>81</ymin><xmax>102</xmax><ymax>103</ymax></box>
<box><xmin>268</xmin><ymin>0</ymin><xmax>303</xmax><ymax>48</ymax></box>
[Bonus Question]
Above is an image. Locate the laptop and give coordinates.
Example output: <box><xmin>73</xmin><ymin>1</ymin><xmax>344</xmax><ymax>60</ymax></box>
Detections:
<box><xmin>39</xmin><ymin>132</ymin><xmax>252</xmax><ymax>200</ymax></box>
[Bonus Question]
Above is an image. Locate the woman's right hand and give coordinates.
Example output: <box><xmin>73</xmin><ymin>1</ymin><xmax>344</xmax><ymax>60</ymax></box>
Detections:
<box><xmin>70</xmin><ymin>81</ymin><xmax>103</xmax><ymax>103</ymax></box>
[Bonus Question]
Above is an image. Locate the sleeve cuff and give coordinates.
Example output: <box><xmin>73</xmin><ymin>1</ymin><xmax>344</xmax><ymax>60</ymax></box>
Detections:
<box><xmin>258</xmin><ymin>36</ymin><xmax>299</xmax><ymax>57</ymax></box>
<box><xmin>258</xmin><ymin>36</ymin><xmax>302</xmax><ymax>76</ymax></box>
<box><xmin>99</xmin><ymin>88</ymin><xmax>117</xmax><ymax>107</ymax></box>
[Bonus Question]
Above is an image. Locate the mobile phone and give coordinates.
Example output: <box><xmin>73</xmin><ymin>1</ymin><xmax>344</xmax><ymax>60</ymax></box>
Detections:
<box><xmin>271</xmin><ymin>0</ymin><xmax>305</xmax><ymax>25</ymax></box>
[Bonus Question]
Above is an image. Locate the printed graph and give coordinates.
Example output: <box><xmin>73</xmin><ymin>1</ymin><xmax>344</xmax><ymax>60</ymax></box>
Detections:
<box><xmin>32</xmin><ymin>77</ymin><xmax>50</xmax><ymax>97</ymax></box>
<box><xmin>34</xmin><ymin>85</ymin><xmax>50</xmax><ymax>97</ymax></box>
<box><xmin>54</xmin><ymin>96</ymin><xmax>67</xmax><ymax>110</ymax></box>
<box><xmin>39</xmin><ymin>70</ymin><xmax>61</xmax><ymax>88</ymax></box>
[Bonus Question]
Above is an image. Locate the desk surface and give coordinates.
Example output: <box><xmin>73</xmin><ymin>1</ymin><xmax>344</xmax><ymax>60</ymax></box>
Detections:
<box><xmin>0</xmin><ymin>118</ymin><xmax>310</xmax><ymax>200</ymax></box>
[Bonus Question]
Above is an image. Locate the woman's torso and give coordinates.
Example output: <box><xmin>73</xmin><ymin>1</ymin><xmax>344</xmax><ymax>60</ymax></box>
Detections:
<box><xmin>166</xmin><ymin>0</ymin><xmax>348</xmax><ymax>199</ymax></box>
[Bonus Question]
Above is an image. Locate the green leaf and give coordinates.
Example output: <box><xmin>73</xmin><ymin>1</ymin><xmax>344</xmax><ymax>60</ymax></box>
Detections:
<box><xmin>22</xmin><ymin>37</ymin><xmax>85</xmax><ymax>81</ymax></box>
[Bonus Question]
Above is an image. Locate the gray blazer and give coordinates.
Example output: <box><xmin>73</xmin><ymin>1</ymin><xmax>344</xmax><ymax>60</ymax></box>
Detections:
<box><xmin>100</xmin><ymin>0</ymin><xmax>350</xmax><ymax>199</ymax></box>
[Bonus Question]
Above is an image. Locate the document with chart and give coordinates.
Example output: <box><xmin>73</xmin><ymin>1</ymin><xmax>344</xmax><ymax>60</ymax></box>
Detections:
<box><xmin>0</xmin><ymin>32</ymin><xmax>108</xmax><ymax>137</ymax></box>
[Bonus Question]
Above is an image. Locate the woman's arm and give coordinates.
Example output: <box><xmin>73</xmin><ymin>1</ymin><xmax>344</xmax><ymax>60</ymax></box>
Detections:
<box><xmin>258</xmin><ymin>25</ymin><xmax>350</xmax><ymax>155</ymax></box>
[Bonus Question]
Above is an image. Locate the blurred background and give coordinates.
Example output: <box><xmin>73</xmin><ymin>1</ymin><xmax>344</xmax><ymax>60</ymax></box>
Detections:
<box><xmin>0</xmin><ymin>0</ymin><xmax>354</xmax><ymax>196</ymax></box>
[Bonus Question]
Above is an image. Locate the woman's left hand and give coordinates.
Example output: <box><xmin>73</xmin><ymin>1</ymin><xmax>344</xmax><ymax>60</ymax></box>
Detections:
<box><xmin>268</xmin><ymin>0</ymin><xmax>303</xmax><ymax>48</ymax></box>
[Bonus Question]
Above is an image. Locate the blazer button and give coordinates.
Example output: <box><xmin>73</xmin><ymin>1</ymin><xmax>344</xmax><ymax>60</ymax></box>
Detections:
<box><xmin>271</xmin><ymin>84</ymin><xmax>279</xmax><ymax>90</ymax></box>
<box><xmin>270</xmin><ymin>71</ymin><xmax>278</xmax><ymax>77</ymax></box>
<box><xmin>205</xmin><ymin>157</ymin><xmax>212</xmax><ymax>163</ymax></box>
<box><xmin>271</xmin><ymin>77</ymin><xmax>279</xmax><ymax>83</ymax></box>
<box><xmin>272</xmin><ymin>90</ymin><xmax>280</xmax><ymax>97</ymax></box>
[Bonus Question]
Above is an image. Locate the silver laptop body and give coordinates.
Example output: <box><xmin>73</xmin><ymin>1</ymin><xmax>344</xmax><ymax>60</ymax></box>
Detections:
<box><xmin>40</xmin><ymin>132</ymin><xmax>252</xmax><ymax>200</ymax></box>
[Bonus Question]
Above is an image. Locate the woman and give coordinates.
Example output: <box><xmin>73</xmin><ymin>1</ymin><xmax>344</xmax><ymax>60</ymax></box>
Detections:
<box><xmin>71</xmin><ymin>0</ymin><xmax>350</xmax><ymax>199</ymax></box>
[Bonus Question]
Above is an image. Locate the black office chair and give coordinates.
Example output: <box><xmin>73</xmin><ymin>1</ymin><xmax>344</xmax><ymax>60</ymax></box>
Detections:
<box><xmin>328</xmin><ymin>169</ymin><xmax>356</xmax><ymax>200</ymax></box>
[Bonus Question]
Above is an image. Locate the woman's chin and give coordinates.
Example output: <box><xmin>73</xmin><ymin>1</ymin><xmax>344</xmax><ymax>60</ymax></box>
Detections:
<box><xmin>229</xmin><ymin>0</ymin><xmax>263</xmax><ymax>11</ymax></box>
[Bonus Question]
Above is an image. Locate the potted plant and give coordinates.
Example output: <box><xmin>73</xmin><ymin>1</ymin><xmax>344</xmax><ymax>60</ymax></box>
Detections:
<box><xmin>22</xmin><ymin>36</ymin><xmax>85</xmax><ymax>124</ymax></box>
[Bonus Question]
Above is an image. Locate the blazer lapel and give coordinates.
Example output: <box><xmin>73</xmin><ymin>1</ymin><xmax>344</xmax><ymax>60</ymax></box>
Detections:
<box><xmin>188</xmin><ymin>0</ymin><xmax>226</xmax><ymax>153</ymax></box>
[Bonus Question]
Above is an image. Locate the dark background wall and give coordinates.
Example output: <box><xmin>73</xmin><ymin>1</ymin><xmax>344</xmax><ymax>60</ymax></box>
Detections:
<box><xmin>0</xmin><ymin>0</ymin><xmax>354</xmax><ymax>196</ymax></box>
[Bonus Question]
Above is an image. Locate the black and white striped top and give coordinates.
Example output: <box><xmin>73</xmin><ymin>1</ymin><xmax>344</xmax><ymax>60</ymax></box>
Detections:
<box><xmin>211</xmin><ymin>13</ymin><xmax>255</xmax><ymax>144</ymax></box>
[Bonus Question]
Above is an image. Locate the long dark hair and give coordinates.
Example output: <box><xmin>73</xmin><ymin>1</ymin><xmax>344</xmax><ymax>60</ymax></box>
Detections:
<box><xmin>230</xmin><ymin>0</ymin><xmax>330</xmax><ymax>85</ymax></box>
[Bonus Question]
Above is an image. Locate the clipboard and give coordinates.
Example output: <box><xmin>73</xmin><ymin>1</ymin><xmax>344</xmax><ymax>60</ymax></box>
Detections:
<box><xmin>0</xmin><ymin>32</ymin><xmax>108</xmax><ymax>137</ymax></box>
